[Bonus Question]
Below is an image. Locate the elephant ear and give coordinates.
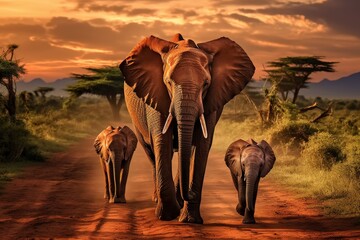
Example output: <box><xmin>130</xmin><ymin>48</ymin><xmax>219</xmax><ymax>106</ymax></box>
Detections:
<box><xmin>94</xmin><ymin>126</ymin><xmax>114</xmax><ymax>155</ymax></box>
<box><xmin>120</xmin><ymin>36</ymin><xmax>177</xmax><ymax>115</ymax></box>
<box><xmin>258</xmin><ymin>140</ymin><xmax>276</xmax><ymax>178</ymax></box>
<box><xmin>94</xmin><ymin>135</ymin><xmax>102</xmax><ymax>155</ymax></box>
<box><xmin>225</xmin><ymin>139</ymin><xmax>250</xmax><ymax>177</ymax></box>
<box><xmin>198</xmin><ymin>37</ymin><xmax>255</xmax><ymax>114</ymax></box>
<box><xmin>121</xmin><ymin>126</ymin><xmax>138</xmax><ymax>160</ymax></box>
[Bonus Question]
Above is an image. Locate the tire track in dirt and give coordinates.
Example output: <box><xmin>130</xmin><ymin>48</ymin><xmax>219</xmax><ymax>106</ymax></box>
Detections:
<box><xmin>0</xmin><ymin>134</ymin><xmax>359</xmax><ymax>239</ymax></box>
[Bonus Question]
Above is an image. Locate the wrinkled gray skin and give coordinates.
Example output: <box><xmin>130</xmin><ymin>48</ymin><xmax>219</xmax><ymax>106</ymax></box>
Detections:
<box><xmin>120</xmin><ymin>33</ymin><xmax>255</xmax><ymax>223</ymax></box>
<box><xmin>94</xmin><ymin>126</ymin><xmax>137</xmax><ymax>203</ymax></box>
<box><xmin>225</xmin><ymin>139</ymin><xmax>276</xmax><ymax>224</ymax></box>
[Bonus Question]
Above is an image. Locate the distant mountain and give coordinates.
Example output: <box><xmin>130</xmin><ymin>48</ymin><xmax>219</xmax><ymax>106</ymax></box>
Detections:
<box><xmin>302</xmin><ymin>72</ymin><xmax>360</xmax><ymax>99</ymax></box>
<box><xmin>14</xmin><ymin>72</ymin><xmax>360</xmax><ymax>99</ymax></box>
<box><xmin>248</xmin><ymin>72</ymin><xmax>360</xmax><ymax>100</ymax></box>
<box><xmin>16</xmin><ymin>78</ymin><xmax>76</xmax><ymax>96</ymax></box>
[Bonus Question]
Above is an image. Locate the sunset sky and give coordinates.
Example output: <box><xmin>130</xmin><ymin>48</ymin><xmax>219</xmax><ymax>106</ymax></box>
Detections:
<box><xmin>1</xmin><ymin>0</ymin><xmax>359</xmax><ymax>82</ymax></box>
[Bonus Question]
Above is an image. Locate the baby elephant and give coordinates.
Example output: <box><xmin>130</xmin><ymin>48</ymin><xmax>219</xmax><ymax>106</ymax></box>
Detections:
<box><xmin>94</xmin><ymin>125</ymin><xmax>137</xmax><ymax>203</ymax></box>
<box><xmin>225</xmin><ymin>139</ymin><xmax>276</xmax><ymax>224</ymax></box>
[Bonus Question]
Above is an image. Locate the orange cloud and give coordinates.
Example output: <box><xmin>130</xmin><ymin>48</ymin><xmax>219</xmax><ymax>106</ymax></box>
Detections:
<box><xmin>0</xmin><ymin>0</ymin><xmax>359</xmax><ymax>82</ymax></box>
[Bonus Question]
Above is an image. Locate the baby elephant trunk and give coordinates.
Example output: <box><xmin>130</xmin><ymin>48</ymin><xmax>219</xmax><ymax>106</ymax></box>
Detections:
<box><xmin>243</xmin><ymin>170</ymin><xmax>258</xmax><ymax>224</ymax></box>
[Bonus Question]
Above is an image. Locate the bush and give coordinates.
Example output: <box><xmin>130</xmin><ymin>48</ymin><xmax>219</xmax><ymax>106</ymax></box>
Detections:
<box><xmin>269</xmin><ymin>120</ymin><xmax>317</xmax><ymax>152</ymax></box>
<box><xmin>302</xmin><ymin>132</ymin><xmax>345</xmax><ymax>170</ymax></box>
<box><xmin>0</xmin><ymin>118</ymin><xmax>44</xmax><ymax>162</ymax></box>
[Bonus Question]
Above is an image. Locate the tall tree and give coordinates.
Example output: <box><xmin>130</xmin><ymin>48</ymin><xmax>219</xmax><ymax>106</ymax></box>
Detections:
<box><xmin>66</xmin><ymin>66</ymin><xmax>124</xmax><ymax>120</ymax></box>
<box><xmin>34</xmin><ymin>86</ymin><xmax>54</xmax><ymax>99</ymax></box>
<box><xmin>0</xmin><ymin>44</ymin><xmax>25</xmax><ymax>121</ymax></box>
<box><xmin>265</xmin><ymin>56</ymin><xmax>336</xmax><ymax>103</ymax></box>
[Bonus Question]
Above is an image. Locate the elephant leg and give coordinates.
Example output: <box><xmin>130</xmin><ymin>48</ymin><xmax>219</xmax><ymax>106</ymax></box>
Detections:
<box><xmin>236</xmin><ymin>176</ymin><xmax>246</xmax><ymax>216</ymax></box>
<box><xmin>179</xmin><ymin>143</ymin><xmax>207</xmax><ymax>224</ymax></box>
<box><xmin>152</xmin><ymin>131</ymin><xmax>180</xmax><ymax>221</ymax></box>
<box><xmin>174</xmin><ymin>166</ymin><xmax>184</xmax><ymax>208</ymax></box>
<box><xmin>118</xmin><ymin>156</ymin><xmax>132</xmax><ymax>203</ymax></box>
<box><xmin>135</xmin><ymin>127</ymin><xmax>157</xmax><ymax>203</ymax></box>
<box><xmin>100</xmin><ymin>158</ymin><xmax>109</xmax><ymax>200</ymax></box>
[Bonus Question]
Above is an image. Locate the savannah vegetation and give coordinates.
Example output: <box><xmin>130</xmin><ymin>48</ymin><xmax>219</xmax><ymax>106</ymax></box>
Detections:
<box><xmin>0</xmin><ymin>45</ymin><xmax>122</xmax><ymax>189</ymax></box>
<box><xmin>213</xmin><ymin>56</ymin><xmax>359</xmax><ymax>216</ymax></box>
<box><xmin>1</xmin><ymin>45</ymin><xmax>359</xmax><ymax>217</ymax></box>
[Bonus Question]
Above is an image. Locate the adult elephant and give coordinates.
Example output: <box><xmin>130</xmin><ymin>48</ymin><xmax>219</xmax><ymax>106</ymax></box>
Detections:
<box><xmin>120</xmin><ymin>33</ymin><xmax>255</xmax><ymax>224</ymax></box>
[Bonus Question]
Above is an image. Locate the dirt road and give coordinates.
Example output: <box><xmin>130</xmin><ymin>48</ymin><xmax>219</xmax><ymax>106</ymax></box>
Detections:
<box><xmin>0</xmin><ymin>136</ymin><xmax>359</xmax><ymax>239</ymax></box>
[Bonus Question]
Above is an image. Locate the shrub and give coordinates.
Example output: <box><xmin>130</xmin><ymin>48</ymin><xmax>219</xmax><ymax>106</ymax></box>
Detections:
<box><xmin>269</xmin><ymin>120</ymin><xmax>317</xmax><ymax>152</ymax></box>
<box><xmin>302</xmin><ymin>132</ymin><xmax>345</xmax><ymax>170</ymax></box>
<box><xmin>342</xmin><ymin>139</ymin><xmax>360</xmax><ymax>180</ymax></box>
<box><xmin>346</xmin><ymin>100</ymin><xmax>360</xmax><ymax>110</ymax></box>
<box><xmin>0</xmin><ymin>118</ymin><xmax>44</xmax><ymax>162</ymax></box>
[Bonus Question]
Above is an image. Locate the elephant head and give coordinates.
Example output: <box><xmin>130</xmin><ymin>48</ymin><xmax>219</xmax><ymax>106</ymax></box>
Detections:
<box><xmin>120</xmin><ymin>33</ymin><xmax>255</xmax><ymax>202</ymax></box>
<box><xmin>94</xmin><ymin>125</ymin><xmax>138</xmax><ymax>203</ymax></box>
<box><xmin>225</xmin><ymin>139</ymin><xmax>276</xmax><ymax>224</ymax></box>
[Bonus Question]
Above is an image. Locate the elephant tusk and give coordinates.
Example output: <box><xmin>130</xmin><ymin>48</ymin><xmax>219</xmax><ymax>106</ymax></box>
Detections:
<box><xmin>200</xmin><ymin>114</ymin><xmax>208</xmax><ymax>139</ymax></box>
<box><xmin>162</xmin><ymin>113</ymin><xmax>173</xmax><ymax>134</ymax></box>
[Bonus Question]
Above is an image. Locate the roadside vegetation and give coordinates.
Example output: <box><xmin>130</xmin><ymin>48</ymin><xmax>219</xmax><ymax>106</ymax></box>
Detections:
<box><xmin>0</xmin><ymin>45</ymin><xmax>125</xmax><ymax>189</ymax></box>
<box><xmin>0</xmin><ymin>96</ymin><xmax>117</xmax><ymax>189</ymax></box>
<box><xmin>213</xmin><ymin>57</ymin><xmax>360</xmax><ymax>216</ymax></box>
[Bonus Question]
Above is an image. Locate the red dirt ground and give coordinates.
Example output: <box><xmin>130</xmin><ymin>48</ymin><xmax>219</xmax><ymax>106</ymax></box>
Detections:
<box><xmin>0</xmin><ymin>136</ymin><xmax>359</xmax><ymax>239</ymax></box>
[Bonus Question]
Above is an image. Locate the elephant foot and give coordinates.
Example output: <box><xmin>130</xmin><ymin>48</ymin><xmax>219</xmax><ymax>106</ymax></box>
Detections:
<box><xmin>236</xmin><ymin>203</ymin><xmax>245</xmax><ymax>216</ymax></box>
<box><xmin>243</xmin><ymin>209</ymin><xmax>256</xmax><ymax>224</ymax></box>
<box><xmin>155</xmin><ymin>200</ymin><xmax>180</xmax><ymax>221</ymax></box>
<box><xmin>178</xmin><ymin>202</ymin><xmax>203</xmax><ymax>224</ymax></box>
<box><xmin>109</xmin><ymin>197</ymin><xmax>126</xmax><ymax>204</ymax></box>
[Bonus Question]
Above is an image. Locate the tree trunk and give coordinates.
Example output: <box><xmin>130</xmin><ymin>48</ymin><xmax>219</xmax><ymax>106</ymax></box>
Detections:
<box><xmin>106</xmin><ymin>94</ymin><xmax>120</xmax><ymax>121</ymax></box>
<box><xmin>280</xmin><ymin>91</ymin><xmax>286</xmax><ymax>101</ymax></box>
<box><xmin>6</xmin><ymin>77</ymin><xmax>16</xmax><ymax>122</ymax></box>
<box><xmin>292</xmin><ymin>87</ymin><xmax>300</xmax><ymax>104</ymax></box>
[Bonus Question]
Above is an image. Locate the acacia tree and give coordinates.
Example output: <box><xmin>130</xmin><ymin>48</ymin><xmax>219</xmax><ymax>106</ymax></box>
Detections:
<box><xmin>66</xmin><ymin>66</ymin><xmax>124</xmax><ymax>120</ymax></box>
<box><xmin>0</xmin><ymin>44</ymin><xmax>25</xmax><ymax>121</ymax></box>
<box><xmin>265</xmin><ymin>56</ymin><xmax>336</xmax><ymax>103</ymax></box>
<box><xmin>34</xmin><ymin>86</ymin><xmax>54</xmax><ymax>99</ymax></box>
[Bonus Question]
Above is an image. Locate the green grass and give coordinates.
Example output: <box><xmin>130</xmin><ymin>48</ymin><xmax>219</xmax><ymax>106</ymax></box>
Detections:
<box><xmin>214</xmin><ymin>98</ymin><xmax>360</xmax><ymax>217</ymax></box>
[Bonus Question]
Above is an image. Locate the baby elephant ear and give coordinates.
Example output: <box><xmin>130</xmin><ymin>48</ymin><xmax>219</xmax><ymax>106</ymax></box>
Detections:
<box><xmin>258</xmin><ymin>140</ymin><xmax>276</xmax><ymax>177</ymax></box>
<box><xmin>197</xmin><ymin>37</ymin><xmax>255</xmax><ymax>114</ymax></box>
<box><xmin>94</xmin><ymin>127</ymin><xmax>113</xmax><ymax>155</ymax></box>
<box><xmin>225</xmin><ymin>139</ymin><xmax>249</xmax><ymax>176</ymax></box>
<box><xmin>94</xmin><ymin>136</ymin><xmax>102</xmax><ymax>154</ymax></box>
<box><xmin>120</xmin><ymin>126</ymin><xmax>138</xmax><ymax>160</ymax></box>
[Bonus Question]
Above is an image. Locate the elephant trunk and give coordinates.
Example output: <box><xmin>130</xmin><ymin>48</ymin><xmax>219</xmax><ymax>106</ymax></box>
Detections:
<box><xmin>112</xmin><ymin>150</ymin><xmax>122</xmax><ymax>201</ymax></box>
<box><xmin>177</xmin><ymin>109</ymin><xmax>196</xmax><ymax>201</ymax></box>
<box><xmin>244</xmin><ymin>169</ymin><xmax>258</xmax><ymax>224</ymax></box>
<box><xmin>174</xmin><ymin>85</ymin><xmax>200</xmax><ymax>201</ymax></box>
